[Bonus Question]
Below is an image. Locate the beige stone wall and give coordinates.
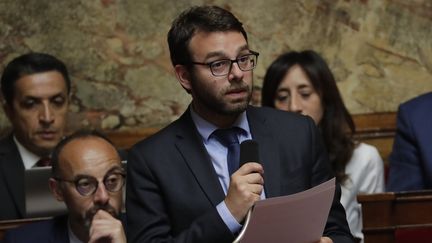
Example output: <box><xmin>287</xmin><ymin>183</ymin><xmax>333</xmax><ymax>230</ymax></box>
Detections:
<box><xmin>1</xmin><ymin>0</ymin><xmax>431</xmax><ymax>132</ymax></box>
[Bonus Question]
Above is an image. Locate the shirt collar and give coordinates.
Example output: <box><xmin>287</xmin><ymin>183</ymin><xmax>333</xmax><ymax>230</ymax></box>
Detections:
<box><xmin>13</xmin><ymin>135</ymin><xmax>40</xmax><ymax>169</ymax></box>
<box><xmin>67</xmin><ymin>220</ymin><xmax>84</xmax><ymax>243</ymax></box>
<box><xmin>189</xmin><ymin>106</ymin><xmax>251</xmax><ymax>142</ymax></box>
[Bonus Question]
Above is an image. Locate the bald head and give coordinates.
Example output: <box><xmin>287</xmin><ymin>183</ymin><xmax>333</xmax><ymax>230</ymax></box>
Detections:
<box><xmin>51</xmin><ymin>130</ymin><xmax>120</xmax><ymax>177</ymax></box>
<box><xmin>58</xmin><ymin>136</ymin><xmax>120</xmax><ymax>177</ymax></box>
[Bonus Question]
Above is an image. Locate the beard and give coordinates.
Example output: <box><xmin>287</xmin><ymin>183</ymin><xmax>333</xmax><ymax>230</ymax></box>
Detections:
<box><xmin>189</xmin><ymin>72</ymin><xmax>252</xmax><ymax>116</ymax></box>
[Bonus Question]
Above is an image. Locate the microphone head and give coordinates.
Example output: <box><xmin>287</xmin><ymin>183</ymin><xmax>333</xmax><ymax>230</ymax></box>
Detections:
<box><xmin>239</xmin><ymin>140</ymin><xmax>259</xmax><ymax>167</ymax></box>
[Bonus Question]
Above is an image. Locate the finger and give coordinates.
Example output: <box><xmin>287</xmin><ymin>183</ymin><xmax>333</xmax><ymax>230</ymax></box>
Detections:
<box><xmin>236</xmin><ymin>162</ymin><xmax>264</xmax><ymax>175</ymax></box>
<box><xmin>248</xmin><ymin>184</ymin><xmax>263</xmax><ymax>195</ymax></box>
<box><xmin>235</xmin><ymin>184</ymin><xmax>263</xmax><ymax>201</ymax></box>
<box><xmin>244</xmin><ymin>172</ymin><xmax>264</xmax><ymax>185</ymax></box>
<box><xmin>89</xmin><ymin>216</ymin><xmax>125</xmax><ymax>243</ymax></box>
<box><xmin>92</xmin><ymin>209</ymin><xmax>112</xmax><ymax>220</ymax></box>
<box><xmin>90</xmin><ymin>211</ymin><xmax>119</xmax><ymax>236</ymax></box>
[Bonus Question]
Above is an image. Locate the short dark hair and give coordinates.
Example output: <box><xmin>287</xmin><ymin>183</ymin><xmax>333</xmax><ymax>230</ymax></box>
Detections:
<box><xmin>261</xmin><ymin>50</ymin><xmax>355</xmax><ymax>183</ymax></box>
<box><xmin>167</xmin><ymin>5</ymin><xmax>248</xmax><ymax>67</ymax></box>
<box><xmin>51</xmin><ymin>130</ymin><xmax>117</xmax><ymax>177</ymax></box>
<box><xmin>1</xmin><ymin>52</ymin><xmax>71</xmax><ymax>105</ymax></box>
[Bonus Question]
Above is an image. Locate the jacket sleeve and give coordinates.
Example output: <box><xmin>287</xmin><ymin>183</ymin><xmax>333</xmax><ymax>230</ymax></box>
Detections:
<box><xmin>126</xmin><ymin>146</ymin><xmax>233</xmax><ymax>243</ymax></box>
<box><xmin>387</xmin><ymin>105</ymin><xmax>424</xmax><ymax>191</ymax></box>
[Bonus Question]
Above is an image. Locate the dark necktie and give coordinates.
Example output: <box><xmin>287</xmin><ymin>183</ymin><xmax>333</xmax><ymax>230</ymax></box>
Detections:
<box><xmin>36</xmin><ymin>157</ymin><xmax>51</xmax><ymax>167</ymax></box>
<box><xmin>213</xmin><ymin>128</ymin><xmax>240</xmax><ymax>175</ymax></box>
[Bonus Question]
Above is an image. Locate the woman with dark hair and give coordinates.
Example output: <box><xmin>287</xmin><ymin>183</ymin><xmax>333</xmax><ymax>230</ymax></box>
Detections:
<box><xmin>262</xmin><ymin>50</ymin><xmax>384</xmax><ymax>242</ymax></box>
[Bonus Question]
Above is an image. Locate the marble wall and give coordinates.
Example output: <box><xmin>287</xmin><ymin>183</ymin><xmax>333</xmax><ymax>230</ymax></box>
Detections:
<box><xmin>1</xmin><ymin>0</ymin><xmax>431</xmax><ymax>132</ymax></box>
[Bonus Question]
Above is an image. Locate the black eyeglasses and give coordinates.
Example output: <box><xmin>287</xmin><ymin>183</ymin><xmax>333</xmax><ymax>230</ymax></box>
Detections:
<box><xmin>190</xmin><ymin>51</ymin><xmax>259</xmax><ymax>77</ymax></box>
<box><xmin>54</xmin><ymin>171</ymin><xmax>126</xmax><ymax>197</ymax></box>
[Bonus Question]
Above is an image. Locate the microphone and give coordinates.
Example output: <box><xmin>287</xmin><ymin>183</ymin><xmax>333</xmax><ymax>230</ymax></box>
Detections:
<box><xmin>234</xmin><ymin>141</ymin><xmax>259</xmax><ymax>243</ymax></box>
<box><xmin>239</xmin><ymin>139</ymin><xmax>259</xmax><ymax>167</ymax></box>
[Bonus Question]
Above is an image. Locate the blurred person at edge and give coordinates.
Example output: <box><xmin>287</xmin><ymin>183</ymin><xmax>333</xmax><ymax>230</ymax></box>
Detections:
<box><xmin>261</xmin><ymin>50</ymin><xmax>385</xmax><ymax>242</ymax></box>
<box><xmin>387</xmin><ymin>92</ymin><xmax>432</xmax><ymax>191</ymax></box>
<box><xmin>0</xmin><ymin>52</ymin><xmax>70</xmax><ymax>220</ymax></box>
<box><xmin>3</xmin><ymin>130</ymin><xmax>126</xmax><ymax>243</ymax></box>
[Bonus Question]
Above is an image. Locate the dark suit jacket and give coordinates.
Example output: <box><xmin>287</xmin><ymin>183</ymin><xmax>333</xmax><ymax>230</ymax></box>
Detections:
<box><xmin>2</xmin><ymin>215</ymin><xmax>69</xmax><ymax>243</ymax></box>
<box><xmin>0</xmin><ymin>134</ymin><xmax>26</xmax><ymax>220</ymax></box>
<box><xmin>387</xmin><ymin>92</ymin><xmax>432</xmax><ymax>191</ymax></box>
<box><xmin>127</xmin><ymin>106</ymin><xmax>353</xmax><ymax>243</ymax></box>
<box><xmin>2</xmin><ymin>213</ymin><xmax>127</xmax><ymax>243</ymax></box>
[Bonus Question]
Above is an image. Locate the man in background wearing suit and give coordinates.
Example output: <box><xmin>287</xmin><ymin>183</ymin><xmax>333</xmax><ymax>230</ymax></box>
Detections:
<box><xmin>3</xmin><ymin>130</ymin><xmax>126</xmax><ymax>243</ymax></box>
<box><xmin>0</xmin><ymin>52</ymin><xmax>70</xmax><ymax>220</ymax></box>
<box><xmin>126</xmin><ymin>5</ymin><xmax>353</xmax><ymax>243</ymax></box>
<box><xmin>387</xmin><ymin>92</ymin><xmax>432</xmax><ymax>191</ymax></box>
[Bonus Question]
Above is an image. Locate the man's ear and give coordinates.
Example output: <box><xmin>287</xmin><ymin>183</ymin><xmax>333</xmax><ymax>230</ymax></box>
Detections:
<box><xmin>174</xmin><ymin>65</ymin><xmax>192</xmax><ymax>93</ymax></box>
<box><xmin>49</xmin><ymin>178</ymin><xmax>65</xmax><ymax>202</ymax></box>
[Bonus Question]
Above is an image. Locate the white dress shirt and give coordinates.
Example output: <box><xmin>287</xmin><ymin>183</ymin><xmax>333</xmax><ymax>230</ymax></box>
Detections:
<box><xmin>13</xmin><ymin>136</ymin><xmax>40</xmax><ymax>169</ymax></box>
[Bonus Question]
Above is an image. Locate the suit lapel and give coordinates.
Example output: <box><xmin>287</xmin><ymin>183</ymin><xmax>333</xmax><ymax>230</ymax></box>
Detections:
<box><xmin>50</xmin><ymin>215</ymin><xmax>70</xmax><ymax>243</ymax></box>
<box><xmin>174</xmin><ymin>111</ymin><xmax>226</xmax><ymax>207</ymax></box>
<box><xmin>247</xmin><ymin>107</ymin><xmax>281</xmax><ymax>197</ymax></box>
<box><xmin>0</xmin><ymin>135</ymin><xmax>26</xmax><ymax>217</ymax></box>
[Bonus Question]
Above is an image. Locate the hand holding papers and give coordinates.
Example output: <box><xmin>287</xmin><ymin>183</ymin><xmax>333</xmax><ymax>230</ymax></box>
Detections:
<box><xmin>234</xmin><ymin>178</ymin><xmax>336</xmax><ymax>243</ymax></box>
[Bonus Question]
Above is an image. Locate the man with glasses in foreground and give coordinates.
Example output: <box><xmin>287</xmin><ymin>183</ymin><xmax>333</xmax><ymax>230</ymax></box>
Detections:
<box><xmin>3</xmin><ymin>130</ymin><xmax>126</xmax><ymax>243</ymax></box>
<box><xmin>127</xmin><ymin>5</ymin><xmax>353</xmax><ymax>243</ymax></box>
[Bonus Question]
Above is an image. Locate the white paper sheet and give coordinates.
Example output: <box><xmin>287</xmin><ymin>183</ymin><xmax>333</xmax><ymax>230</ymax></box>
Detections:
<box><xmin>237</xmin><ymin>178</ymin><xmax>336</xmax><ymax>243</ymax></box>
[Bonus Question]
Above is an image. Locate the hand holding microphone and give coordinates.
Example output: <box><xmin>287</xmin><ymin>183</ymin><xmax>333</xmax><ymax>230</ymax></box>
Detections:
<box><xmin>224</xmin><ymin>140</ymin><xmax>263</xmax><ymax>223</ymax></box>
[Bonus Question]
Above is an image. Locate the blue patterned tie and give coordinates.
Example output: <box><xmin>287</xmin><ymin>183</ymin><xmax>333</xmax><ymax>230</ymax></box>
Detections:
<box><xmin>213</xmin><ymin>128</ymin><xmax>240</xmax><ymax>175</ymax></box>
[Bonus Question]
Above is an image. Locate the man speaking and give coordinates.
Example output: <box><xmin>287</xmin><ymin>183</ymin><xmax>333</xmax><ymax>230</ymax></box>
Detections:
<box><xmin>126</xmin><ymin>5</ymin><xmax>353</xmax><ymax>243</ymax></box>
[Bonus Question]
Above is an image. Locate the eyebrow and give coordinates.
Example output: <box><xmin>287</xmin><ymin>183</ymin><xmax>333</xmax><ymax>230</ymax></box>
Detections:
<box><xmin>73</xmin><ymin>165</ymin><xmax>124</xmax><ymax>180</ymax></box>
<box><xmin>203</xmin><ymin>44</ymin><xmax>250</xmax><ymax>60</ymax></box>
<box><xmin>22</xmin><ymin>92</ymin><xmax>66</xmax><ymax>100</ymax></box>
<box><xmin>277</xmin><ymin>88</ymin><xmax>290</xmax><ymax>93</ymax></box>
<box><xmin>298</xmin><ymin>84</ymin><xmax>312</xmax><ymax>90</ymax></box>
<box><xmin>106</xmin><ymin>166</ymin><xmax>125</xmax><ymax>175</ymax></box>
<box><xmin>277</xmin><ymin>84</ymin><xmax>312</xmax><ymax>92</ymax></box>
